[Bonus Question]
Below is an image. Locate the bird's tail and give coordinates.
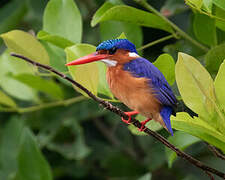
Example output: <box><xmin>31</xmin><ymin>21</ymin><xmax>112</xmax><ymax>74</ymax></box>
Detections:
<box><xmin>159</xmin><ymin>106</ymin><xmax>173</xmax><ymax>136</ymax></box>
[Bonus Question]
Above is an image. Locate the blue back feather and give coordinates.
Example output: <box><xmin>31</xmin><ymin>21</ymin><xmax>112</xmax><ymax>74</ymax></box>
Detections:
<box><xmin>96</xmin><ymin>39</ymin><xmax>137</xmax><ymax>53</ymax></box>
<box><xmin>123</xmin><ymin>58</ymin><xmax>177</xmax><ymax>106</ymax></box>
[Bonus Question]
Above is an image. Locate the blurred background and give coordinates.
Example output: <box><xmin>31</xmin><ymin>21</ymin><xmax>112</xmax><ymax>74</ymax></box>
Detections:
<box><xmin>0</xmin><ymin>0</ymin><xmax>225</xmax><ymax>180</ymax></box>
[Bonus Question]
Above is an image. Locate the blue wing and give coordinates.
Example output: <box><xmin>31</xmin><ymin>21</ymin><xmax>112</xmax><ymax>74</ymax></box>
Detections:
<box><xmin>123</xmin><ymin>57</ymin><xmax>177</xmax><ymax>106</ymax></box>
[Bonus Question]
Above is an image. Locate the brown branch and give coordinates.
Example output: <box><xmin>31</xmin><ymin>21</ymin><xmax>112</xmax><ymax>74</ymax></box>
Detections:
<box><xmin>11</xmin><ymin>53</ymin><xmax>225</xmax><ymax>179</ymax></box>
<box><xmin>206</xmin><ymin>142</ymin><xmax>225</xmax><ymax>161</ymax></box>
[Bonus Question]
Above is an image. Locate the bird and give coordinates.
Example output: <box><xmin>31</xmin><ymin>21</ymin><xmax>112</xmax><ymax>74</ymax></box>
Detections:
<box><xmin>66</xmin><ymin>39</ymin><xmax>177</xmax><ymax>135</ymax></box>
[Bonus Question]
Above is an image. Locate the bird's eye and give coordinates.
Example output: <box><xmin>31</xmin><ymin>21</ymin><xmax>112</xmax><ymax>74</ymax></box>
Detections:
<box><xmin>108</xmin><ymin>47</ymin><xmax>117</xmax><ymax>55</ymax></box>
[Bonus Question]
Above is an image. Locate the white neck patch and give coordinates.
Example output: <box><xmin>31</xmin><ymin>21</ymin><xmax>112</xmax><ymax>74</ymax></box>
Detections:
<box><xmin>101</xmin><ymin>59</ymin><xmax>117</xmax><ymax>67</ymax></box>
<box><xmin>128</xmin><ymin>52</ymin><xmax>139</xmax><ymax>58</ymax></box>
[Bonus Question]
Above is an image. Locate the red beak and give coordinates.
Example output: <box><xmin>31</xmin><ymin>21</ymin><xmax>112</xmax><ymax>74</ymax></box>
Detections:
<box><xmin>66</xmin><ymin>52</ymin><xmax>111</xmax><ymax>66</ymax></box>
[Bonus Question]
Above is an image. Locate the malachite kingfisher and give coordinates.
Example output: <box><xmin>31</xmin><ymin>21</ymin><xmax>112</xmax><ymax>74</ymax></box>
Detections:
<box><xmin>66</xmin><ymin>39</ymin><xmax>177</xmax><ymax>135</ymax></box>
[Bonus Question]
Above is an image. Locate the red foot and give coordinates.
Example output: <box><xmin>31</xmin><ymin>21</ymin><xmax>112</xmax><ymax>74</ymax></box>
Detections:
<box><xmin>122</xmin><ymin>111</ymin><xmax>139</xmax><ymax>124</ymax></box>
<box><xmin>138</xmin><ymin>118</ymin><xmax>152</xmax><ymax>131</ymax></box>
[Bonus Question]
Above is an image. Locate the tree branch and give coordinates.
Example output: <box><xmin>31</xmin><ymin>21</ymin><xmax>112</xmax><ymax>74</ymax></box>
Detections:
<box><xmin>11</xmin><ymin>53</ymin><xmax>225</xmax><ymax>179</ymax></box>
<box><xmin>205</xmin><ymin>142</ymin><xmax>225</xmax><ymax>161</ymax></box>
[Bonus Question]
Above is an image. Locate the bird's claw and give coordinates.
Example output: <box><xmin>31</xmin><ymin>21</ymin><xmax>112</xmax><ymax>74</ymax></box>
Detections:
<box><xmin>138</xmin><ymin>118</ymin><xmax>152</xmax><ymax>131</ymax></box>
<box><xmin>121</xmin><ymin>111</ymin><xmax>139</xmax><ymax>124</ymax></box>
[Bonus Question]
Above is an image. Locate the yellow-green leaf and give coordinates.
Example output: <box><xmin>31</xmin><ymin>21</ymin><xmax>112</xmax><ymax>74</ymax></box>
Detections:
<box><xmin>117</xmin><ymin>32</ymin><xmax>127</xmax><ymax>39</ymax></box>
<box><xmin>65</xmin><ymin>44</ymin><xmax>98</xmax><ymax>96</ymax></box>
<box><xmin>175</xmin><ymin>52</ymin><xmax>215</xmax><ymax>120</ymax></box>
<box><xmin>214</xmin><ymin>60</ymin><xmax>225</xmax><ymax>110</ymax></box>
<box><xmin>0</xmin><ymin>90</ymin><xmax>17</xmax><ymax>108</ymax></box>
<box><xmin>172</xmin><ymin>112</ymin><xmax>225</xmax><ymax>153</ymax></box>
<box><xmin>0</xmin><ymin>30</ymin><xmax>49</xmax><ymax>65</ymax></box>
<box><xmin>0</xmin><ymin>51</ymin><xmax>38</xmax><ymax>101</ymax></box>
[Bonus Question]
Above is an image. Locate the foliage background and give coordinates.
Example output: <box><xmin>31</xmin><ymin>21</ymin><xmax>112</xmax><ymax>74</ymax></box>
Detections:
<box><xmin>0</xmin><ymin>0</ymin><xmax>225</xmax><ymax>180</ymax></box>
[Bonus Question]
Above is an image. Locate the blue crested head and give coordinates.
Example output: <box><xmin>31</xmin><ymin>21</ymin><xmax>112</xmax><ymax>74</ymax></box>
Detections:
<box><xmin>96</xmin><ymin>39</ymin><xmax>137</xmax><ymax>53</ymax></box>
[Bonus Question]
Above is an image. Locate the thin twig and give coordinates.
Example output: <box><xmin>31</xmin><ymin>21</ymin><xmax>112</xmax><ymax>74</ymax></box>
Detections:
<box><xmin>10</xmin><ymin>53</ymin><xmax>225</xmax><ymax>179</ymax></box>
<box><xmin>0</xmin><ymin>96</ymin><xmax>86</xmax><ymax>113</ymax></box>
<box><xmin>206</xmin><ymin>142</ymin><xmax>225</xmax><ymax>161</ymax></box>
<box><xmin>137</xmin><ymin>34</ymin><xmax>176</xmax><ymax>51</ymax></box>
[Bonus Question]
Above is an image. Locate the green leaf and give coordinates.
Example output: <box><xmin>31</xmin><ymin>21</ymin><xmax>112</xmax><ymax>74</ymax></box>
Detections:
<box><xmin>41</xmin><ymin>42</ymin><xmax>67</xmax><ymax>72</ymax></box>
<box><xmin>37</xmin><ymin>30</ymin><xmax>74</xmax><ymax>49</ymax></box>
<box><xmin>171</xmin><ymin>112</ymin><xmax>225</xmax><ymax>153</ymax></box>
<box><xmin>0</xmin><ymin>50</ymin><xmax>35</xmax><ymax>75</ymax></box>
<box><xmin>65</xmin><ymin>44</ymin><xmax>115</xmax><ymax>99</ymax></box>
<box><xmin>214</xmin><ymin>60</ymin><xmax>225</xmax><ymax>110</ymax></box>
<box><xmin>202</xmin><ymin>0</ymin><xmax>213</xmax><ymax>12</ymax></box>
<box><xmin>205</xmin><ymin>43</ymin><xmax>225</xmax><ymax>75</ymax></box>
<box><xmin>176</xmin><ymin>52</ymin><xmax>215</xmax><ymax>120</ymax></box>
<box><xmin>92</xmin><ymin>2</ymin><xmax>114</xmax><ymax>22</ymax></box>
<box><xmin>138</xmin><ymin>173</ymin><xmax>152</xmax><ymax>180</ymax></box>
<box><xmin>117</xmin><ymin>32</ymin><xmax>127</xmax><ymax>39</ymax></box>
<box><xmin>91</xmin><ymin>5</ymin><xmax>174</xmax><ymax>33</ymax></box>
<box><xmin>0</xmin><ymin>77</ymin><xmax>38</xmax><ymax>102</ymax></box>
<box><xmin>0</xmin><ymin>51</ymin><xmax>38</xmax><ymax>101</ymax></box>
<box><xmin>128</xmin><ymin>114</ymin><xmax>163</xmax><ymax>136</ymax></box>
<box><xmin>165</xmin><ymin>131</ymin><xmax>200</xmax><ymax>167</ymax></box>
<box><xmin>13</xmin><ymin>74</ymin><xmax>64</xmax><ymax>100</ymax></box>
<box><xmin>65</xmin><ymin>44</ymin><xmax>99</xmax><ymax>96</ymax></box>
<box><xmin>100</xmin><ymin>21</ymin><xmax>143</xmax><ymax>50</ymax></box>
<box><xmin>215</xmin><ymin>6</ymin><xmax>225</xmax><ymax>32</ymax></box>
<box><xmin>193</xmin><ymin>13</ymin><xmax>217</xmax><ymax>46</ymax></box>
<box><xmin>97</xmin><ymin>63</ymin><xmax>114</xmax><ymax>99</ymax></box>
<box><xmin>0</xmin><ymin>117</ymin><xmax>24</xmax><ymax>180</ymax></box>
<box><xmin>97</xmin><ymin>3</ymin><xmax>143</xmax><ymax>49</ymax></box>
<box><xmin>17</xmin><ymin>128</ymin><xmax>53</xmax><ymax>180</ymax></box>
<box><xmin>0</xmin><ymin>30</ymin><xmax>49</xmax><ymax>65</ymax></box>
<box><xmin>0</xmin><ymin>90</ymin><xmax>17</xmax><ymax>108</ymax></box>
<box><xmin>186</xmin><ymin>0</ymin><xmax>203</xmax><ymax>9</ymax></box>
<box><xmin>153</xmin><ymin>53</ymin><xmax>175</xmax><ymax>85</ymax></box>
<box><xmin>43</xmin><ymin>0</ymin><xmax>82</xmax><ymax>43</ymax></box>
<box><xmin>0</xmin><ymin>0</ymin><xmax>27</xmax><ymax>34</ymax></box>
<box><xmin>213</xmin><ymin>0</ymin><xmax>225</xmax><ymax>11</ymax></box>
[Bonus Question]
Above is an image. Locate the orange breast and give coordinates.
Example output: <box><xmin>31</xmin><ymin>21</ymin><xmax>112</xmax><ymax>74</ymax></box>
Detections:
<box><xmin>106</xmin><ymin>65</ymin><xmax>162</xmax><ymax>118</ymax></box>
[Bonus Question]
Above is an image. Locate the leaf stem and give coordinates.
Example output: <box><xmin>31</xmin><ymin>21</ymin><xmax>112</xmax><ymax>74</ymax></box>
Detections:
<box><xmin>133</xmin><ymin>0</ymin><xmax>209</xmax><ymax>52</ymax></box>
<box><xmin>137</xmin><ymin>34</ymin><xmax>175</xmax><ymax>51</ymax></box>
<box><xmin>186</xmin><ymin>2</ymin><xmax>225</xmax><ymax>23</ymax></box>
<box><xmin>10</xmin><ymin>52</ymin><xmax>225</xmax><ymax>179</ymax></box>
<box><xmin>0</xmin><ymin>96</ymin><xmax>86</xmax><ymax>113</ymax></box>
